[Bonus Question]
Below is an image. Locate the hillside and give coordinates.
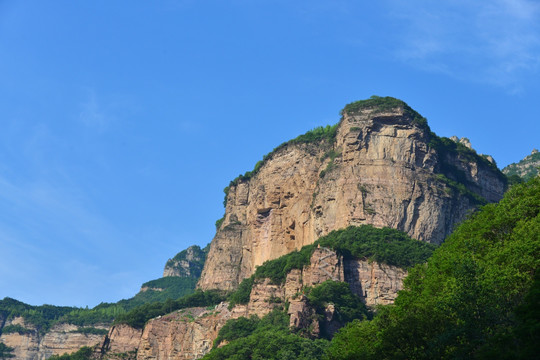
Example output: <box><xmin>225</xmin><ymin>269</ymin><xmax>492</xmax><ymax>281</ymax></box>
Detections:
<box><xmin>503</xmin><ymin>149</ymin><xmax>540</xmax><ymax>182</ymax></box>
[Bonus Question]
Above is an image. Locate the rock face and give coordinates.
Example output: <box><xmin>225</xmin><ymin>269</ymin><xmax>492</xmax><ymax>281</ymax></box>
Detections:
<box><xmin>136</xmin><ymin>304</ymin><xmax>234</xmax><ymax>360</ymax></box>
<box><xmin>163</xmin><ymin>245</ymin><xmax>208</xmax><ymax>278</ymax></box>
<box><xmin>198</xmin><ymin>100</ymin><xmax>506</xmax><ymax>292</ymax></box>
<box><xmin>0</xmin><ymin>317</ymin><xmax>107</xmax><ymax>360</ymax></box>
<box><xmin>101</xmin><ymin>324</ymin><xmax>143</xmax><ymax>358</ymax></box>
<box><xmin>120</xmin><ymin>247</ymin><xmax>407</xmax><ymax>360</ymax></box>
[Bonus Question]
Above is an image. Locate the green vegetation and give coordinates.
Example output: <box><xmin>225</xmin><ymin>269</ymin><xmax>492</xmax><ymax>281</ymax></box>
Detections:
<box><xmin>503</xmin><ymin>149</ymin><xmax>540</xmax><ymax>182</ymax></box>
<box><xmin>114</xmin><ymin>290</ymin><xmax>226</xmax><ymax>329</ymax></box>
<box><xmin>69</xmin><ymin>327</ymin><xmax>108</xmax><ymax>335</ymax></box>
<box><xmin>326</xmin><ymin>177</ymin><xmax>540</xmax><ymax>359</ymax></box>
<box><xmin>0</xmin><ymin>245</ymin><xmax>209</xmax><ymax>334</ymax></box>
<box><xmin>164</xmin><ymin>245</ymin><xmax>208</xmax><ymax>278</ymax></box>
<box><xmin>223</xmin><ymin>124</ymin><xmax>339</xmax><ymax>207</ymax></box>
<box><xmin>204</xmin><ymin>309</ymin><xmax>329</xmax><ymax>360</ymax></box>
<box><xmin>0</xmin><ymin>342</ymin><xmax>14</xmax><ymax>359</ymax></box>
<box><xmin>215</xmin><ymin>217</ymin><xmax>224</xmax><ymax>230</ymax></box>
<box><xmin>228</xmin><ymin>225</ymin><xmax>435</xmax><ymax>307</ymax></box>
<box><xmin>429</xmin><ymin>135</ymin><xmax>507</xmax><ymax>202</ymax></box>
<box><xmin>342</xmin><ymin>96</ymin><xmax>429</xmax><ymax>130</ymax></box>
<box><xmin>1</xmin><ymin>324</ymin><xmax>32</xmax><ymax>335</ymax></box>
<box><xmin>0</xmin><ymin>298</ymin><xmax>117</xmax><ymax>335</ymax></box>
<box><xmin>48</xmin><ymin>346</ymin><xmax>94</xmax><ymax>360</ymax></box>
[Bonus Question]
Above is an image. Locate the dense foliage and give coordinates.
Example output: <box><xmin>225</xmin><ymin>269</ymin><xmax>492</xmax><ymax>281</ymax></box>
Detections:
<box><xmin>228</xmin><ymin>225</ymin><xmax>434</xmax><ymax>307</ymax></box>
<box><xmin>326</xmin><ymin>178</ymin><xmax>540</xmax><ymax>359</ymax></box>
<box><xmin>204</xmin><ymin>310</ymin><xmax>329</xmax><ymax>360</ymax></box>
<box><xmin>0</xmin><ymin>298</ymin><xmax>119</xmax><ymax>335</ymax></box>
<box><xmin>1</xmin><ymin>324</ymin><xmax>32</xmax><ymax>335</ymax></box>
<box><xmin>114</xmin><ymin>290</ymin><xmax>225</xmax><ymax>329</ymax></box>
<box><xmin>306</xmin><ymin>281</ymin><xmax>369</xmax><ymax>330</ymax></box>
<box><xmin>342</xmin><ymin>96</ymin><xmax>429</xmax><ymax>130</ymax></box>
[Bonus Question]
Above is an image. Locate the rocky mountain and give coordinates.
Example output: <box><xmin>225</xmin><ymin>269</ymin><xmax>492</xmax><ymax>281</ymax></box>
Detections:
<box><xmin>503</xmin><ymin>148</ymin><xmax>540</xmax><ymax>182</ymax></box>
<box><xmin>2</xmin><ymin>96</ymin><xmax>515</xmax><ymax>360</ymax></box>
<box><xmin>0</xmin><ymin>315</ymin><xmax>108</xmax><ymax>360</ymax></box>
<box><xmin>162</xmin><ymin>245</ymin><xmax>208</xmax><ymax>278</ymax></box>
<box><xmin>0</xmin><ymin>244</ymin><xmax>208</xmax><ymax>360</ymax></box>
<box><xmin>198</xmin><ymin>96</ymin><xmax>506</xmax><ymax>292</ymax></box>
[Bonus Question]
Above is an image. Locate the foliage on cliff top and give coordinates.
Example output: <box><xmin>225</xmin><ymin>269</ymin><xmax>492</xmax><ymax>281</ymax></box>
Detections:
<box><xmin>342</xmin><ymin>96</ymin><xmax>429</xmax><ymax>130</ymax></box>
<box><xmin>227</xmin><ymin>225</ymin><xmax>435</xmax><ymax>307</ymax></box>
<box><xmin>326</xmin><ymin>177</ymin><xmax>540</xmax><ymax>359</ymax></box>
<box><xmin>114</xmin><ymin>289</ymin><xmax>225</xmax><ymax>329</ymax></box>
<box><xmin>204</xmin><ymin>309</ymin><xmax>329</xmax><ymax>360</ymax></box>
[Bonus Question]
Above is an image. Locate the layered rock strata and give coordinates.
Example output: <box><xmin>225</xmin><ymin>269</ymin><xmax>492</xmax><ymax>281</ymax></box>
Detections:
<box><xmin>0</xmin><ymin>317</ymin><xmax>107</xmax><ymax>360</ymax></box>
<box><xmin>199</xmin><ymin>102</ymin><xmax>506</xmax><ymax>291</ymax></box>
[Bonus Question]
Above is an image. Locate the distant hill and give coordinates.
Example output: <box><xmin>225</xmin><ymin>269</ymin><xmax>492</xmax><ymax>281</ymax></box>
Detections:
<box><xmin>503</xmin><ymin>149</ymin><xmax>540</xmax><ymax>182</ymax></box>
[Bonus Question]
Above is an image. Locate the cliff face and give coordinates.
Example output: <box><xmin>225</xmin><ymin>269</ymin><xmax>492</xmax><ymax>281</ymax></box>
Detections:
<box><xmin>198</xmin><ymin>101</ymin><xmax>506</xmax><ymax>292</ymax></box>
<box><xmin>0</xmin><ymin>317</ymin><xmax>107</xmax><ymax>360</ymax></box>
<box><xmin>111</xmin><ymin>247</ymin><xmax>407</xmax><ymax>360</ymax></box>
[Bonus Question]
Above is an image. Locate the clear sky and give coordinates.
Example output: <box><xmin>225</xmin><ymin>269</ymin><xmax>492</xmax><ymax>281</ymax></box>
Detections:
<box><xmin>0</xmin><ymin>0</ymin><xmax>538</xmax><ymax>307</ymax></box>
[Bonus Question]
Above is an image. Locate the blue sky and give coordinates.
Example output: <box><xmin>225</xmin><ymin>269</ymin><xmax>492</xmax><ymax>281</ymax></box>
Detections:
<box><xmin>0</xmin><ymin>0</ymin><xmax>538</xmax><ymax>307</ymax></box>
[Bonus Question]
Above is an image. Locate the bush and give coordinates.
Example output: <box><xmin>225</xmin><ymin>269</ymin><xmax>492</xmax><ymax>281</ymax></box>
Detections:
<box><xmin>1</xmin><ymin>324</ymin><xmax>32</xmax><ymax>335</ymax></box>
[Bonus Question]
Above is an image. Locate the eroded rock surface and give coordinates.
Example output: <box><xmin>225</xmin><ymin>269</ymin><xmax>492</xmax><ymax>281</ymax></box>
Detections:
<box><xmin>198</xmin><ymin>105</ymin><xmax>506</xmax><ymax>292</ymax></box>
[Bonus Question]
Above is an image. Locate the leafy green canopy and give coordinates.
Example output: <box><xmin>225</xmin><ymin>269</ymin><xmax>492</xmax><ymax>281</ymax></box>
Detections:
<box><xmin>203</xmin><ymin>310</ymin><xmax>329</xmax><ymax>360</ymax></box>
<box><xmin>326</xmin><ymin>177</ymin><xmax>540</xmax><ymax>360</ymax></box>
<box><xmin>228</xmin><ymin>225</ymin><xmax>434</xmax><ymax>307</ymax></box>
<box><xmin>114</xmin><ymin>290</ymin><xmax>225</xmax><ymax>329</ymax></box>
<box><xmin>0</xmin><ymin>297</ymin><xmax>125</xmax><ymax>335</ymax></box>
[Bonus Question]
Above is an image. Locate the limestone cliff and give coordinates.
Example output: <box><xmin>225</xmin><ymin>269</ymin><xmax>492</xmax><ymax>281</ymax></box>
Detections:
<box><xmin>0</xmin><ymin>317</ymin><xmax>107</xmax><ymax>360</ymax></box>
<box><xmin>198</xmin><ymin>97</ymin><xmax>506</xmax><ymax>292</ymax></box>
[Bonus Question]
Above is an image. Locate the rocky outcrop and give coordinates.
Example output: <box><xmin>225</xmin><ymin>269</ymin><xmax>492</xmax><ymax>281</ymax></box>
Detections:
<box><xmin>163</xmin><ymin>245</ymin><xmax>208</xmax><ymax>278</ymax></box>
<box><xmin>136</xmin><ymin>304</ymin><xmax>234</xmax><ymax>360</ymax></box>
<box><xmin>198</xmin><ymin>99</ymin><xmax>506</xmax><ymax>292</ymax></box>
<box><xmin>0</xmin><ymin>317</ymin><xmax>107</xmax><ymax>360</ymax></box>
<box><xmin>101</xmin><ymin>247</ymin><xmax>407</xmax><ymax>360</ymax></box>
<box><xmin>503</xmin><ymin>149</ymin><xmax>540</xmax><ymax>181</ymax></box>
<box><xmin>101</xmin><ymin>324</ymin><xmax>142</xmax><ymax>358</ymax></box>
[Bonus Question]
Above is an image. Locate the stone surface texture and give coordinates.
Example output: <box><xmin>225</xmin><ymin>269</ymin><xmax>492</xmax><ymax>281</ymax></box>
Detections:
<box><xmin>198</xmin><ymin>106</ymin><xmax>505</xmax><ymax>292</ymax></box>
